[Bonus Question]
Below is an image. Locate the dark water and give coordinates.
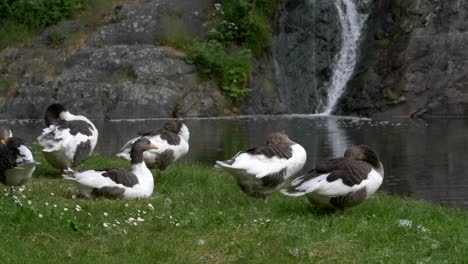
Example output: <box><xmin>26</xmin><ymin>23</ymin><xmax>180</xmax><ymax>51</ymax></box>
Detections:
<box><xmin>3</xmin><ymin>115</ymin><xmax>468</xmax><ymax>209</ymax></box>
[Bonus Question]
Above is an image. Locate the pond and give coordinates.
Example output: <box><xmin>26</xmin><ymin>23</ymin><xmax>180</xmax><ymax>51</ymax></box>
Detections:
<box><xmin>3</xmin><ymin>115</ymin><xmax>468</xmax><ymax>209</ymax></box>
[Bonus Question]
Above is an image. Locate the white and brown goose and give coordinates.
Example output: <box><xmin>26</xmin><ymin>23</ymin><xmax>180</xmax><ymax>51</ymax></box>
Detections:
<box><xmin>116</xmin><ymin>121</ymin><xmax>189</xmax><ymax>171</ymax></box>
<box><xmin>0</xmin><ymin>137</ymin><xmax>38</xmax><ymax>187</ymax></box>
<box><xmin>37</xmin><ymin>103</ymin><xmax>98</xmax><ymax>169</ymax></box>
<box><xmin>215</xmin><ymin>132</ymin><xmax>307</xmax><ymax>198</ymax></box>
<box><xmin>281</xmin><ymin>145</ymin><xmax>384</xmax><ymax>210</ymax></box>
<box><xmin>63</xmin><ymin>138</ymin><xmax>157</xmax><ymax>199</ymax></box>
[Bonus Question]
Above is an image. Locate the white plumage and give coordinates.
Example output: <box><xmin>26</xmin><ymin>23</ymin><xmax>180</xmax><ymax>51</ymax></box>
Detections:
<box><xmin>116</xmin><ymin>121</ymin><xmax>189</xmax><ymax>171</ymax></box>
<box><xmin>0</xmin><ymin>137</ymin><xmax>39</xmax><ymax>187</ymax></box>
<box><xmin>215</xmin><ymin>132</ymin><xmax>307</xmax><ymax>198</ymax></box>
<box><xmin>37</xmin><ymin>104</ymin><xmax>98</xmax><ymax>169</ymax></box>
<box><xmin>282</xmin><ymin>145</ymin><xmax>384</xmax><ymax>210</ymax></box>
<box><xmin>63</xmin><ymin>138</ymin><xmax>156</xmax><ymax>199</ymax></box>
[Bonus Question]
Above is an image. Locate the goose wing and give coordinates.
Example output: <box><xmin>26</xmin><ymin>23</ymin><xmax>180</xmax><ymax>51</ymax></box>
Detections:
<box><xmin>0</xmin><ymin>145</ymin><xmax>17</xmax><ymax>170</ymax></box>
<box><xmin>216</xmin><ymin>144</ymin><xmax>293</xmax><ymax>179</ymax></box>
<box><xmin>282</xmin><ymin>158</ymin><xmax>372</xmax><ymax>196</ymax></box>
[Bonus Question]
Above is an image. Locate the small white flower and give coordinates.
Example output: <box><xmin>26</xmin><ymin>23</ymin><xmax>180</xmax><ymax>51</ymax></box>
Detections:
<box><xmin>137</xmin><ymin>217</ymin><xmax>144</xmax><ymax>222</ymax></box>
<box><xmin>125</xmin><ymin>203</ymin><xmax>129</xmax><ymax>207</ymax></box>
<box><xmin>175</xmin><ymin>223</ymin><xmax>180</xmax><ymax>227</ymax></box>
<box><xmin>64</xmin><ymin>208</ymin><xmax>68</xmax><ymax>211</ymax></box>
<box><xmin>12</xmin><ymin>195</ymin><xmax>17</xmax><ymax>199</ymax></box>
<box><xmin>53</xmin><ymin>204</ymin><xmax>57</xmax><ymax>208</ymax></box>
<box><xmin>103</xmin><ymin>212</ymin><xmax>108</xmax><ymax>217</ymax></box>
<box><xmin>197</xmin><ymin>239</ymin><xmax>206</xmax><ymax>246</ymax></box>
<box><xmin>148</xmin><ymin>203</ymin><xmax>154</xmax><ymax>210</ymax></box>
<box><xmin>50</xmin><ymin>192</ymin><xmax>55</xmax><ymax>196</ymax></box>
<box><xmin>38</xmin><ymin>214</ymin><xmax>43</xmax><ymax>219</ymax></box>
<box><xmin>45</xmin><ymin>202</ymin><xmax>49</xmax><ymax>206</ymax></box>
<box><xmin>398</xmin><ymin>219</ymin><xmax>412</xmax><ymax>228</ymax></box>
<box><xmin>417</xmin><ymin>225</ymin><xmax>430</xmax><ymax>233</ymax></box>
<box><xmin>103</xmin><ymin>223</ymin><xmax>109</xmax><ymax>228</ymax></box>
<box><xmin>27</xmin><ymin>200</ymin><xmax>32</xmax><ymax>205</ymax></box>
<box><xmin>72</xmin><ymin>195</ymin><xmax>76</xmax><ymax>199</ymax></box>
<box><xmin>289</xmin><ymin>248</ymin><xmax>300</xmax><ymax>257</ymax></box>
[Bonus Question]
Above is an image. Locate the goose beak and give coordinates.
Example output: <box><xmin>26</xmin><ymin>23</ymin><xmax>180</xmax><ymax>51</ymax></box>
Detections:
<box><xmin>0</xmin><ymin>139</ymin><xmax>6</xmax><ymax>144</ymax></box>
<box><xmin>149</xmin><ymin>144</ymin><xmax>158</xmax><ymax>149</ymax></box>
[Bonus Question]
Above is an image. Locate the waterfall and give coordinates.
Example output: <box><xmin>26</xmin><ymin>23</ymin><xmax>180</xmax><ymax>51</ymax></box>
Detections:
<box><xmin>320</xmin><ymin>0</ymin><xmax>368</xmax><ymax>115</ymax></box>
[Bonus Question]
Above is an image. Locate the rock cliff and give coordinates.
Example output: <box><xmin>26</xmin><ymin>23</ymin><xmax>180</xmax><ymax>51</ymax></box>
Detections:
<box><xmin>338</xmin><ymin>0</ymin><xmax>468</xmax><ymax>118</ymax></box>
<box><xmin>0</xmin><ymin>0</ymin><xmax>223</xmax><ymax>119</ymax></box>
<box><xmin>1</xmin><ymin>0</ymin><xmax>467</xmax><ymax>119</ymax></box>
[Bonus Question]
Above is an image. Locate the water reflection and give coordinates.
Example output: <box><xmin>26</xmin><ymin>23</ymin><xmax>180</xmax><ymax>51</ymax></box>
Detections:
<box><xmin>2</xmin><ymin>116</ymin><xmax>468</xmax><ymax>209</ymax></box>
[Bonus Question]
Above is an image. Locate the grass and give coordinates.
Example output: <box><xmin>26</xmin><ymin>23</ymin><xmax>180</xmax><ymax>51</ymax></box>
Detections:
<box><xmin>0</xmin><ymin>0</ymin><xmax>130</xmax><ymax>50</ymax></box>
<box><xmin>0</xmin><ymin>151</ymin><xmax>467</xmax><ymax>263</ymax></box>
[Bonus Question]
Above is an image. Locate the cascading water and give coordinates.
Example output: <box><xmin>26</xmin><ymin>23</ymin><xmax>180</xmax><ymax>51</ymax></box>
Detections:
<box><xmin>320</xmin><ymin>0</ymin><xmax>369</xmax><ymax>114</ymax></box>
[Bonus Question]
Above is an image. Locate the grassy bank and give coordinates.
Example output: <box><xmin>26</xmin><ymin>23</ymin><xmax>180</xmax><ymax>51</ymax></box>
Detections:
<box><xmin>0</xmin><ymin>153</ymin><xmax>467</xmax><ymax>263</ymax></box>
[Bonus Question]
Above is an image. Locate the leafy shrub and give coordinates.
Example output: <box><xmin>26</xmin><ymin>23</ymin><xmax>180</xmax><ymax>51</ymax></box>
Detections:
<box><xmin>164</xmin><ymin>1</ymin><xmax>279</xmax><ymax>101</ymax></box>
<box><xmin>184</xmin><ymin>40</ymin><xmax>252</xmax><ymax>99</ymax></box>
<box><xmin>0</xmin><ymin>0</ymin><xmax>91</xmax><ymax>49</ymax></box>
<box><xmin>207</xmin><ymin>0</ymin><xmax>279</xmax><ymax>54</ymax></box>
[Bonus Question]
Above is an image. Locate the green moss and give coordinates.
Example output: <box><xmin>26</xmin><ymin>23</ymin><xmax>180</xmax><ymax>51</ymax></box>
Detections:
<box><xmin>379</xmin><ymin>39</ymin><xmax>392</xmax><ymax>49</ymax></box>
<box><xmin>387</xmin><ymin>88</ymin><xmax>402</xmax><ymax>103</ymax></box>
<box><xmin>0</xmin><ymin>76</ymin><xmax>17</xmax><ymax>96</ymax></box>
<box><xmin>160</xmin><ymin>15</ymin><xmax>193</xmax><ymax>45</ymax></box>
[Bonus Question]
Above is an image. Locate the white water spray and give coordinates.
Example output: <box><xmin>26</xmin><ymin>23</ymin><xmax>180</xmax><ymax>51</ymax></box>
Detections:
<box><xmin>321</xmin><ymin>0</ymin><xmax>368</xmax><ymax>115</ymax></box>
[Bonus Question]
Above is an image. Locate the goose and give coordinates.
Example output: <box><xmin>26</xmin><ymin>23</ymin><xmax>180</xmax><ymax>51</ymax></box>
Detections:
<box><xmin>281</xmin><ymin>145</ymin><xmax>384</xmax><ymax>210</ymax></box>
<box><xmin>62</xmin><ymin>138</ymin><xmax>157</xmax><ymax>199</ymax></box>
<box><xmin>214</xmin><ymin>132</ymin><xmax>307</xmax><ymax>198</ymax></box>
<box><xmin>37</xmin><ymin>103</ymin><xmax>98</xmax><ymax>170</ymax></box>
<box><xmin>116</xmin><ymin>121</ymin><xmax>189</xmax><ymax>171</ymax></box>
<box><xmin>0</xmin><ymin>126</ymin><xmax>13</xmax><ymax>144</ymax></box>
<box><xmin>0</xmin><ymin>137</ymin><xmax>38</xmax><ymax>187</ymax></box>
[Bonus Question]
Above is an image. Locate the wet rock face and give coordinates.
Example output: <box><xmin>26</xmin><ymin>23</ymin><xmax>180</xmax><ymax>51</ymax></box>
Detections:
<box><xmin>243</xmin><ymin>0</ymin><xmax>341</xmax><ymax>114</ymax></box>
<box><xmin>0</xmin><ymin>0</ymin><xmax>221</xmax><ymax>120</ymax></box>
<box><xmin>338</xmin><ymin>0</ymin><xmax>468</xmax><ymax>118</ymax></box>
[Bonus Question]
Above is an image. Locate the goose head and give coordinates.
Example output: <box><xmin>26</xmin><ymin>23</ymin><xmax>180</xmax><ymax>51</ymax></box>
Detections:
<box><xmin>344</xmin><ymin>145</ymin><xmax>384</xmax><ymax>176</ymax></box>
<box><xmin>44</xmin><ymin>103</ymin><xmax>68</xmax><ymax>126</ymax></box>
<box><xmin>130</xmin><ymin>138</ymin><xmax>158</xmax><ymax>164</ymax></box>
<box><xmin>266</xmin><ymin>132</ymin><xmax>292</xmax><ymax>145</ymax></box>
<box><xmin>6</xmin><ymin>137</ymin><xmax>24</xmax><ymax>150</ymax></box>
<box><xmin>162</xmin><ymin>121</ymin><xmax>189</xmax><ymax>142</ymax></box>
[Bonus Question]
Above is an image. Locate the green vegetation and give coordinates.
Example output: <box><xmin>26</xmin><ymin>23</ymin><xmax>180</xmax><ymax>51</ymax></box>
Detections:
<box><xmin>184</xmin><ymin>40</ymin><xmax>252</xmax><ymax>99</ymax></box>
<box><xmin>0</xmin><ymin>0</ymin><xmax>93</xmax><ymax>49</ymax></box>
<box><xmin>387</xmin><ymin>87</ymin><xmax>402</xmax><ymax>103</ymax></box>
<box><xmin>1</xmin><ymin>151</ymin><xmax>467</xmax><ymax>263</ymax></box>
<box><xmin>0</xmin><ymin>75</ymin><xmax>16</xmax><ymax>95</ymax></box>
<box><xmin>164</xmin><ymin>1</ymin><xmax>280</xmax><ymax>101</ymax></box>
